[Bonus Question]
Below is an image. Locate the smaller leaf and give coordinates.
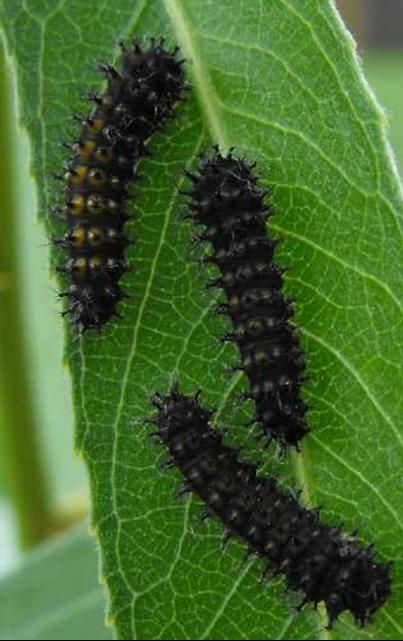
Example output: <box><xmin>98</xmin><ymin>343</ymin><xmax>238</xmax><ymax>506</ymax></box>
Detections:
<box><xmin>0</xmin><ymin>525</ymin><xmax>111</xmax><ymax>641</ymax></box>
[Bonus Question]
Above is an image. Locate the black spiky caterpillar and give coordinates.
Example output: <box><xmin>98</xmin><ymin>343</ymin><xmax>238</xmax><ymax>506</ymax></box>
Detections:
<box><xmin>151</xmin><ymin>388</ymin><xmax>392</xmax><ymax>628</ymax></box>
<box><xmin>55</xmin><ymin>38</ymin><xmax>187</xmax><ymax>331</ymax></box>
<box><xmin>183</xmin><ymin>149</ymin><xmax>308</xmax><ymax>448</ymax></box>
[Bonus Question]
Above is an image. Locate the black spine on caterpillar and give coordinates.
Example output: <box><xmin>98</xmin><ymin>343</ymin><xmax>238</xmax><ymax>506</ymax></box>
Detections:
<box><xmin>151</xmin><ymin>389</ymin><xmax>392</xmax><ymax>628</ymax></box>
<box><xmin>183</xmin><ymin>149</ymin><xmax>308</xmax><ymax>448</ymax></box>
<box><xmin>56</xmin><ymin>39</ymin><xmax>187</xmax><ymax>331</ymax></box>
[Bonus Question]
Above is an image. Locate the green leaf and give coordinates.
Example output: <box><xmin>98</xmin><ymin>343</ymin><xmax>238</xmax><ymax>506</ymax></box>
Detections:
<box><xmin>0</xmin><ymin>526</ymin><xmax>111</xmax><ymax>640</ymax></box>
<box><xmin>2</xmin><ymin>0</ymin><xmax>403</xmax><ymax>639</ymax></box>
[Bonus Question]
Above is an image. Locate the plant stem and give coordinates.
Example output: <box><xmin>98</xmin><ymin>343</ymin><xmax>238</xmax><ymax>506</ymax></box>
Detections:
<box><xmin>0</xmin><ymin>36</ymin><xmax>53</xmax><ymax>549</ymax></box>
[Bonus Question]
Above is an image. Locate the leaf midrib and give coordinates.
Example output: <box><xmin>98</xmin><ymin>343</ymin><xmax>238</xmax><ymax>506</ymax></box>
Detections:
<box><xmin>163</xmin><ymin>0</ymin><xmax>228</xmax><ymax>147</ymax></box>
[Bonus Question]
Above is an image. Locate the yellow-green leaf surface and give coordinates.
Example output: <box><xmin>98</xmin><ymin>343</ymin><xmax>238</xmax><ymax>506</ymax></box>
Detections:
<box><xmin>2</xmin><ymin>1</ymin><xmax>403</xmax><ymax>639</ymax></box>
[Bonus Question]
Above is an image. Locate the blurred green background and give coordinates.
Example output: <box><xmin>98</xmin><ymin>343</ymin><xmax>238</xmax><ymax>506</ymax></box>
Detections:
<box><xmin>0</xmin><ymin>0</ymin><xmax>402</xmax><ymax>637</ymax></box>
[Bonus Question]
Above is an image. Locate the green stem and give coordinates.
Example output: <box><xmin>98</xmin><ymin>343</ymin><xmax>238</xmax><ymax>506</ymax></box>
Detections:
<box><xmin>0</xmin><ymin>36</ymin><xmax>53</xmax><ymax>549</ymax></box>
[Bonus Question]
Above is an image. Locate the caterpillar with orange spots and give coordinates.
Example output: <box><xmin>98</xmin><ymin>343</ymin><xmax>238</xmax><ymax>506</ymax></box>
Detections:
<box><xmin>55</xmin><ymin>38</ymin><xmax>187</xmax><ymax>331</ymax></box>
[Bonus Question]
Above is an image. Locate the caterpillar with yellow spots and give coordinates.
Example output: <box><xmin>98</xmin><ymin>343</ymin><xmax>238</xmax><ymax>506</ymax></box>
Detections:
<box><xmin>56</xmin><ymin>38</ymin><xmax>188</xmax><ymax>331</ymax></box>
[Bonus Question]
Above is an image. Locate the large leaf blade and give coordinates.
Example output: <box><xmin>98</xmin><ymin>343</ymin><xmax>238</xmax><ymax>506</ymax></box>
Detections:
<box><xmin>2</xmin><ymin>0</ymin><xmax>403</xmax><ymax>638</ymax></box>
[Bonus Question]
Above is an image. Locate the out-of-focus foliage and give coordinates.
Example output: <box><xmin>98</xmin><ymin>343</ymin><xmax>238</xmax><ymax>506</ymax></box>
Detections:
<box><xmin>0</xmin><ymin>526</ymin><xmax>112</xmax><ymax>640</ymax></box>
